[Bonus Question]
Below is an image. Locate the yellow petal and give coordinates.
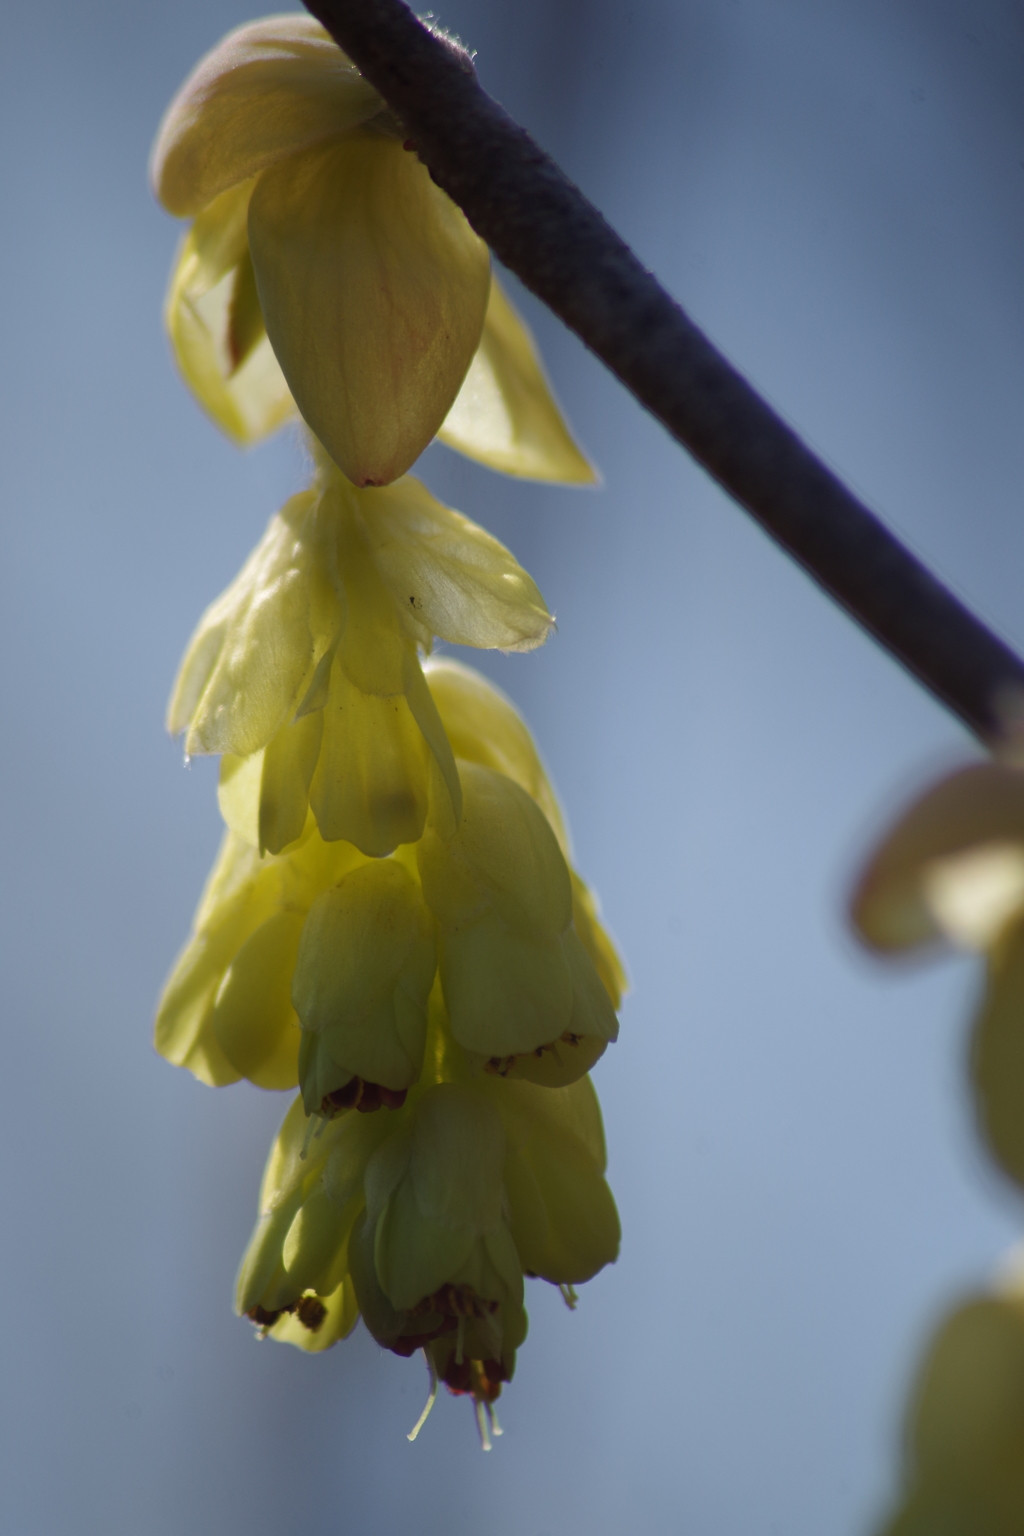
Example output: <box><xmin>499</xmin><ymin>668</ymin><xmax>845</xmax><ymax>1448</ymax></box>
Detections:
<box><xmin>438</xmin><ymin>276</ymin><xmax>597</xmax><ymax>484</ymax></box>
<box><xmin>211</xmin><ymin>908</ymin><xmax>304</xmax><ymax>1090</ymax></box>
<box><xmin>154</xmin><ymin>833</ymin><xmax>277</xmax><ymax>1084</ymax></box>
<box><xmin>169</xmin><ymin>490</ymin><xmax>343</xmax><ymax>757</ymax></box>
<box><xmin>151</xmin><ymin>16</ymin><xmax>380</xmax><ymax>216</ymax></box>
<box><xmin>268</xmin><ymin>1278</ymin><xmax>359</xmax><ymax>1352</ymax></box>
<box><xmin>357</xmin><ymin>477</ymin><xmax>553</xmax><ymax>651</ymax></box>
<box><xmin>249</xmin><ymin>133</ymin><xmax>490</xmax><ymax>486</ymax></box>
<box><xmin>309</xmin><ymin>655</ymin><xmax>431</xmax><ymax>854</ymax></box>
<box><xmin>420</xmin><ymin>763</ymin><xmax>572</xmax><ymax>938</ymax></box>
<box><xmin>218</xmin><ymin>716</ymin><xmax>323</xmax><ymax>857</ymax></box>
<box><xmin>292</xmin><ymin>861</ymin><xmax>436</xmax><ymax>1099</ymax></box>
<box><xmin>482</xmin><ymin>1074</ymin><xmax>619</xmax><ymax>1284</ymax></box>
<box><xmin>440</xmin><ymin>916</ymin><xmax>575</xmax><ymax>1058</ymax></box>
<box><xmin>851</xmin><ymin>764</ymin><xmax>1024</xmax><ymax>952</ymax></box>
<box><xmin>425</xmin><ymin>657</ymin><xmax>567</xmax><ymax>848</ymax></box>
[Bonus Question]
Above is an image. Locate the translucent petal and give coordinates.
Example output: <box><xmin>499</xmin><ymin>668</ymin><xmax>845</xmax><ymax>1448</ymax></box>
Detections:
<box><xmin>292</xmin><ymin>861</ymin><xmax>436</xmax><ymax>1101</ymax></box>
<box><xmin>438</xmin><ymin>276</ymin><xmax>597</xmax><ymax>484</ymax></box>
<box><xmin>152</xmin><ymin>16</ymin><xmax>381</xmax><ymax>216</ymax></box>
<box><xmin>309</xmin><ymin>655</ymin><xmax>431</xmax><ymax>854</ymax></box>
<box><xmin>370</xmin><ymin>1086</ymin><xmax>506</xmax><ymax>1311</ymax></box>
<box><xmin>167</xmin><ymin>254</ymin><xmax>296</xmax><ymax>445</ymax></box>
<box><xmin>439</xmin><ymin>916</ymin><xmax>574</xmax><ymax>1058</ymax></box>
<box><xmin>268</xmin><ymin>1277</ymin><xmax>360</xmax><ymax>1352</ymax></box>
<box><xmin>164</xmin><ymin>183</ymin><xmax>297</xmax><ymax>445</ymax></box>
<box><xmin>218</xmin><ymin>715</ymin><xmax>323</xmax><ymax>857</ymax></box>
<box><xmin>419</xmin><ymin>764</ymin><xmax>572</xmax><ymax>938</ymax></box>
<box><xmin>168</xmin><ymin>490</ymin><xmax>343</xmax><ymax>757</ymax></box>
<box><xmin>571</xmin><ymin>872</ymin><xmax>628</xmax><ymax>1008</ymax></box>
<box><xmin>481</xmin><ymin>1075</ymin><xmax>618</xmax><ymax>1284</ymax></box>
<box><xmin>154</xmin><ymin>833</ymin><xmax>278</xmax><ymax>1085</ymax></box>
<box><xmin>249</xmin><ymin>133</ymin><xmax>490</xmax><ymax>486</ymax></box>
<box><xmin>851</xmin><ymin>764</ymin><xmax>1024</xmax><ymax>952</ymax></box>
<box><xmin>358</xmin><ymin>477</ymin><xmax>553</xmax><ymax>652</ymax></box>
<box><xmin>211</xmin><ymin>908</ymin><xmax>304</xmax><ymax>1089</ymax></box>
<box><xmin>425</xmin><ymin>657</ymin><xmax>567</xmax><ymax>850</ymax></box>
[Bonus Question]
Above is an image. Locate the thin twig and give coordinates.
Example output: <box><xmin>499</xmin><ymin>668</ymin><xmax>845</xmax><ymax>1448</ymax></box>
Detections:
<box><xmin>304</xmin><ymin>0</ymin><xmax>1024</xmax><ymax>743</ymax></box>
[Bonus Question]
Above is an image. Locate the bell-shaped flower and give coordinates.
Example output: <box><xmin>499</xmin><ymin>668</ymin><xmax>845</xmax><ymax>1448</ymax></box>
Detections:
<box><xmin>152</xmin><ymin>14</ymin><xmax>489</xmax><ymax>486</ymax></box>
<box><xmin>417</xmin><ymin>762</ymin><xmax>619</xmax><ymax>1084</ymax></box>
<box><xmin>425</xmin><ymin>656</ymin><xmax>628</xmax><ymax>1011</ymax></box>
<box><xmin>155</xmin><ymin>822</ymin><xmax>368</xmax><ymax>1089</ymax></box>
<box><xmin>481</xmin><ymin>1072</ymin><xmax>620</xmax><ymax>1286</ymax></box>
<box><xmin>236</xmin><ymin>1094</ymin><xmax>390</xmax><ymax>1351</ymax></box>
<box><xmin>873</xmin><ymin>1256</ymin><xmax>1024</xmax><ymax>1535</ymax></box>
<box><xmin>349</xmin><ymin>1084</ymin><xmax>526</xmax><ymax>1389</ymax></box>
<box><xmin>851</xmin><ymin>761</ymin><xmax>1024</xmax><ymax>1190</ymax></box>
<box><xmin>292</xmin><ymin>860</ymin><xmax>437</xmax><ymax>1116</ymax></box>
<box><xmin>169</xmin><ymin>445</ymin><xmax>553</xmax><ymax>857</ymax></box>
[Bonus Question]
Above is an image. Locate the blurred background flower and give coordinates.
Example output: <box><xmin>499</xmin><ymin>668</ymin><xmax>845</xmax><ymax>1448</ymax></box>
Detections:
<box><xmin>3</xmin><ymin>1</ymin><xmax>1024</xmax><ymax>1532</ymax></box>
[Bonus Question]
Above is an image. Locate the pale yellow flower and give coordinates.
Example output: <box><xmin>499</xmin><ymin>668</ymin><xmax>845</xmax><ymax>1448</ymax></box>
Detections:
<box><xmin>158</xmin><ymin>660</ymin><xmax>625</xmax><ymax>1104</ymax></box>
<box><xmin>169</xmin><ymin>444</ymin><xmax>553</xmax><ymax>857</ymax></box>
<box><xmin>234</xmin><ymin>992</ymin><xmax>619</xmax><ymax>1438</ymax></box>
<box><xmin>152</xmin><ymin>15</ymin><xmax>595</xmax><ymax>486</ymax></box>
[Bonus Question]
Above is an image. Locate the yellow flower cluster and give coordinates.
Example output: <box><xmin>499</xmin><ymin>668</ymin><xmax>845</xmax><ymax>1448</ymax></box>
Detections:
<box><xmin>153</xmin><ymin>15</ymin><xmax>622</xmax><ymax>1442</ymax></box>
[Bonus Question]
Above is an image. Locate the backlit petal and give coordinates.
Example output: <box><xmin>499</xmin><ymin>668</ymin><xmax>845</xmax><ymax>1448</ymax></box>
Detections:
<box><xmin>152</xmin><ymin>16</ymin><xmax>380</xmax><ymax>216</ymax></box>
<box><xmin>249</xmin><ymin>133</ymin><xmax>490</xmax><ymax>486</ymax></box>
<box><xmin>438</xmin><ymin>276</ymin><xmax>597</xmax><ymax>484</ymax></box>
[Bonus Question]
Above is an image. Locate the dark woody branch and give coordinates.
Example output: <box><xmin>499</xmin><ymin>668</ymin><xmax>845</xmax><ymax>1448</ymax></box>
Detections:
<box><xmin>304</xmin><ymin>0</ymin><xmax>1024</xmax><ymax>744</ymax></box>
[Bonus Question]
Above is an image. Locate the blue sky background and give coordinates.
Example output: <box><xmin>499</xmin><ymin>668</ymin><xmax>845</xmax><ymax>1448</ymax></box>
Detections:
<box><xmin>3</xmin><ymin>1</ymin><xmax>1024</xmax><ymax>1531</ymax></box>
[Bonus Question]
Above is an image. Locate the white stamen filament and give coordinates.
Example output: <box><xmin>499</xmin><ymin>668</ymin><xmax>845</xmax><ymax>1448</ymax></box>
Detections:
<box><xmin>407</xmin><ymin>1352</ymin><xmax>438</xmax><ymax>1443</ymax></box>
<box><xmin>475</xmin><ymin>1397</ymin><xmax>492</xmax><ymax>1451</ymax></box>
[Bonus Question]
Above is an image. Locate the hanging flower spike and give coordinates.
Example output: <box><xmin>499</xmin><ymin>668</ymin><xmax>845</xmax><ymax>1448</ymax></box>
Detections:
<box><xmin>851</xmin><ymin>761</ymin><xmax>1024</xmax><ymax>1189</ymax></box>
<box><xmin>152</xmin><ymin>14</ymin><xmax>488</xmax><ymax>486</ymax></box>
<box><xmin>168</xmin><ymin>441</ymin><xmax>553</xmax><ymax>858</ymax></box>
